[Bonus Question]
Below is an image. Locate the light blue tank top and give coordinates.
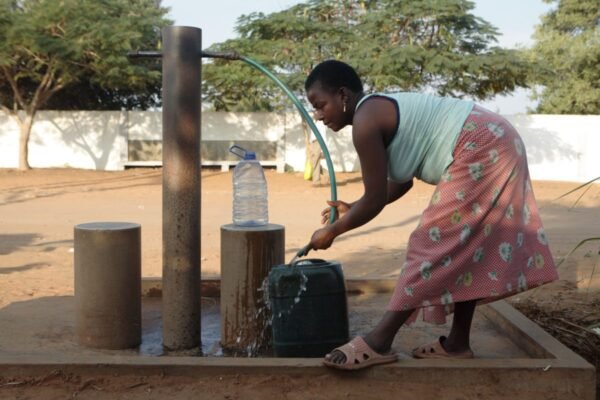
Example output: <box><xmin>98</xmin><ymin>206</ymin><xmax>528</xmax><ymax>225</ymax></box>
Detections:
<box><xmin>356</xmin><ymin>93</ymin><xmax>474</xmax><ymax>185</ymax></box>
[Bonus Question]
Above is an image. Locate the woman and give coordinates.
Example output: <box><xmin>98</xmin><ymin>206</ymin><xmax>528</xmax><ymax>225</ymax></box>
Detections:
<box><xmin>304</xmin><ymin>60</ymin><xmax>558</xmax><ymax>370</ymax></box>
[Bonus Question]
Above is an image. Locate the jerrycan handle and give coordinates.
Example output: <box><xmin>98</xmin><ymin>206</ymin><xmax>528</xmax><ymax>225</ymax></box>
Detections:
<box><xmin>290</xmin><ymin>258</ymin><xmax>328</xmax><ymax>268</ymax></box>
<box><xmin>290</xmin><ymin>258</ymin><xmax>327</xmax><ymax>267</ymax></box>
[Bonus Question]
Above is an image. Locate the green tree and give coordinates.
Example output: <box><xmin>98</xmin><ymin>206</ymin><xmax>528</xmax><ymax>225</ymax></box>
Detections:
<box><xmin>0</xmin><ymin>0</ymin><xmax>170</xmax><ymax>170</ymax></box>
<box><xmin>529</xmin><ymin>0</ymin><xmax>599</xmax><ymax>114</ymax></box>
<box><xmin>203</xmin><ymin>0</ymin><xmax>532</xmax><ymax>112</ymax></box>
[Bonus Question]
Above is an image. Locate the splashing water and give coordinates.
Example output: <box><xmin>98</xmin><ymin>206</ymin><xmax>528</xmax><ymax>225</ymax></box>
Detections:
<box><xmin>226</xmin><ymin>264</ymin><xmax>311</xmax><ymax>357</ymax></box>
<box><xmin>271</xmin><ymin>267</ymin><xmax>308</xmax><ymax>318</ymax></box>
<box><xmin>241</xmin><ymin>267</ymin><xmax>310</xmax><ymax>357</ymax></box>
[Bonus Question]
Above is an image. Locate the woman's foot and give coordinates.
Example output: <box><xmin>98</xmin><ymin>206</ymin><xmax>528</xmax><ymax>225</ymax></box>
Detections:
<box><xmin>440</xmin><ymin>335</ymin><xmax>472</xmax><ymax>354</ymax></box>
<box><xmin>412</xmin><ymin>336</ymin><xmax>474</xmax><ymax>359</ymax></box>
<box><xmin>323</xmin><ymin>336</ymin><xmax>398</xmax><ymax>370</ymax></box>
<box><xmin>325</xmin><ymin>333</ymin><xmax>391</xmax><ymax>364</ymax></box>
<box><xmin>326</xmin><ymin>309</ymin><xmax>413</xmax><ymax>365</ymax></box>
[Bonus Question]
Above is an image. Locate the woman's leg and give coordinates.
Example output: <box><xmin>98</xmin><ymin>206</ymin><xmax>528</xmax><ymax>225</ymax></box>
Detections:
<box><xmin>442</xmin><ymin>299</ymin><xmax>477</xmax><ymax>353</ymax></box>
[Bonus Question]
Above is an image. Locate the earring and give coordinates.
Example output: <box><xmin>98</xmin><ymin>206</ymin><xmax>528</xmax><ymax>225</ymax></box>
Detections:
<box><xmin>343</xmin><ymin>102</ymin><xmax>347</xmax><ymax>113</ymax></box>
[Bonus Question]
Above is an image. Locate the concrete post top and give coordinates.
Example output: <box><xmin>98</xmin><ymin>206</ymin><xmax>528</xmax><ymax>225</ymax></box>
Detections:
<box><xmin>75</xmin><ymin>222</ymin><xmax>141</xmax><ymax>231</ymax></box>
<box><xmin>221</xmin><ymin>223</ymin><xmax>284</xmax><ymax>232</ymax></box>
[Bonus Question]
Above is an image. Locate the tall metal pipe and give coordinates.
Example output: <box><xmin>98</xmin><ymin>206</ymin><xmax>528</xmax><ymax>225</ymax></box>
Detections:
<box><xmin>161</xmin><ymin>26</ymin><xmax>202</xmax><ymax>352</ymax></box>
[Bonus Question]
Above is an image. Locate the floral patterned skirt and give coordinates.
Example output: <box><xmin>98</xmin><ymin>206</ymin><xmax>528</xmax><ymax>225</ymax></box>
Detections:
<box><xmin>388</xmin><ymin>105</ymin><xmax>559</xmax><ymax>324</ymax></box>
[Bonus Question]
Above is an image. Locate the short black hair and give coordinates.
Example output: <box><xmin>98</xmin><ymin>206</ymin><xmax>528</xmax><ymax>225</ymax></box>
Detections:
<box><xmin>305</xmin><ymin>60</ymin><xmax>363</xmax><ymax>93</ymax></box>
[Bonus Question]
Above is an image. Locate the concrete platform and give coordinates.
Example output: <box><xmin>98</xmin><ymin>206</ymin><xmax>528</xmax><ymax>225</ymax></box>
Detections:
<box><xmin>0</xmin><ymin>278</ymin><xmax>595</xmax><ymax>400</ymax></box>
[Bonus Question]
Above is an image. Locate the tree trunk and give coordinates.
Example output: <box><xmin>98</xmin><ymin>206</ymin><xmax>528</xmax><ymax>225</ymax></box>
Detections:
<box><xmin>18</xmin><ymin>114</ymin><xmax>34</xmax><ymax>171</ymax></box>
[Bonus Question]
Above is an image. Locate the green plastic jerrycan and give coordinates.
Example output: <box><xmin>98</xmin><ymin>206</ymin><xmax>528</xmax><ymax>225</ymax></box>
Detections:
<box><xmin>268</xmin><ymin>259</ymin><xmax>349</xmax><ymax>357</ymax></box>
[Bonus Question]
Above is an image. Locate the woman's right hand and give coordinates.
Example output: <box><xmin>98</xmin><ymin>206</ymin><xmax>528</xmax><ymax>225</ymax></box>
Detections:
<box><xmin>321</xmin><ymin>200</ymin><xmax>352</xmax><ymax>225</ymax></box>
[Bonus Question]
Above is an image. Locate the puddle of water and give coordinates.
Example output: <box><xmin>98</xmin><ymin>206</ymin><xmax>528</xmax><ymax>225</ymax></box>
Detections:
<box><xmin>138</xmin><ymin>270</ymin><xmax>313</xmax><ymax>358</ymax></box>
<box><xmin>138</xmin><ymin>298</ymin><xmax>225</xmax><ymax>357</ymax></box>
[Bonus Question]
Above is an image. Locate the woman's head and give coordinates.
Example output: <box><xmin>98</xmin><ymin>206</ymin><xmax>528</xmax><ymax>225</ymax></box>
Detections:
<box><xmin>304</xmin><ymin>60</ymin><xmax>363</xmax><ymax>94</ymax></box>
<box><xmin>305</xmin><ymin>60</ymin><xmax>363</xmax><ymax>132</ymax></box>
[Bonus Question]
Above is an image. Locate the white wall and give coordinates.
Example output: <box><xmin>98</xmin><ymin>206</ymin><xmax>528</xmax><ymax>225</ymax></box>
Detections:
<box><xmin>0</xmin><ymin>112</ymin><xmax>20</xmax><ymax>167</ymax></box>
<box><xmin>0</xmin><ymin>111</ymin><xmax>127</xmax><ymax>170</ymax></box>
<box><xmin>0</xmin><ymin>110</ymin><xmax>598</xmax><ymax>183</ymax></box>
<box><xmin>506</xmin><ymin>114</ymin><xmax>600</xmax><ymax>183</ymax></box>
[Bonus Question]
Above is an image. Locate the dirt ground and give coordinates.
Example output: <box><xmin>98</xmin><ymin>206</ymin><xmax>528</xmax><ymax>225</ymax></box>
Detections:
<box><xmin>0</xmin><ymin>167</ymin><xmax>599</xmax><ymax>399</ymax></box>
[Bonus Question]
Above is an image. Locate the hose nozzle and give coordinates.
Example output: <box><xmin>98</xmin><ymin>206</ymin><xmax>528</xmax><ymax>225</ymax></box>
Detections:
<box><xmin>288</xmin><ymin>244</ymin><xmax>311</xmax><ymax>265</ymax></box>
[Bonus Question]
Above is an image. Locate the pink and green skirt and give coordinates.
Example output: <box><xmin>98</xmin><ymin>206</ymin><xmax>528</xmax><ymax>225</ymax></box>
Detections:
<box><xmin>388</xmin><ymin>105</ymin><xmax>559</xmax><ymax>324</ymax></box>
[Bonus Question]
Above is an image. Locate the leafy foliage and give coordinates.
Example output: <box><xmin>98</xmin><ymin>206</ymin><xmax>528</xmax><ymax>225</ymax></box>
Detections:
<box><xmin>0</xmin><ymin>0</ymin><xmax>170</xmax><ymax>112</ymax></box>
<box><xmin>528</xmin><ymin>0</ymin><xmax>600</xmax><ymax>114</ymax></box>
<box><xmin>0</xmin><ymin>0</ymin><xmax>171</xmax><ymax>169</ymax></box>
<box><xmin>203</xmin><ymin>0</ymin><xmax>533</xmax><ymax>111</ymax></box>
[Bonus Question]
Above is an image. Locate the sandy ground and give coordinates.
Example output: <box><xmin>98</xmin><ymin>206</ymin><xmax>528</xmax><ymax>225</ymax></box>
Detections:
<box><xmin>0</xmin><ymin>167</ymin><xmax>599</xmax><ymax>399</ymax></box>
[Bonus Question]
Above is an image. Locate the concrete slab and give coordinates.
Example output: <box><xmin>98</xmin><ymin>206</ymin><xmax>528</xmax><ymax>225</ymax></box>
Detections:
<box><xmin>0</xmin><ymin>279</ymin><xmax>595</xmax><ymax>400</ymax></box>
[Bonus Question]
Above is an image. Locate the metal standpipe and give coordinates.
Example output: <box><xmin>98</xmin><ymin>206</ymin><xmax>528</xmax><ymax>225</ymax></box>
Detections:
<box><xmin>161</xmin><ymin>26</ymin><xmax>202</xmax><ymax>352</ymax></box>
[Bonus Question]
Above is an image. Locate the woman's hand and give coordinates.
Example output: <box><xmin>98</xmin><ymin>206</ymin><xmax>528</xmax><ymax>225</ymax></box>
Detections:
<box><xmin>321</xmin><ymin>200</ymin><xmax>352</xmax><ymax>224</ymax></box>
<box><xmin>308</xmin><ymin>225</ymin><xmax>337</xmax><ymax>251</ymax></box>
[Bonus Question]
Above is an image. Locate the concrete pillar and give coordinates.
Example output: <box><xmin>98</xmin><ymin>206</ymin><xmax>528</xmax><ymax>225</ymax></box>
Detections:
<box><xmin>161</xmin><ymin>26</ymin><xmax>202</xmax><ymax>352</ymax></box>
<box><xmin>220</xmin><ymin>224</ymin><xmax>285</xmax><ymax>354</ymax></box>
<box><xmin>74</xmin><ymin>222</ymin><xmax>141</xmax><ymax>349</ymax></box>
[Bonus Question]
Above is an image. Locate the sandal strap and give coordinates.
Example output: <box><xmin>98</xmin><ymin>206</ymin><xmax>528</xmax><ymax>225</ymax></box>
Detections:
<box><xmin>415</xmin><ymin>336</ymin><xmax>449</xmax><ymax>355</ymax></box>
<box><xmin>332</xmin><ymin>337</ymin><xmax>375</xmax><ymax>364</ymax></box>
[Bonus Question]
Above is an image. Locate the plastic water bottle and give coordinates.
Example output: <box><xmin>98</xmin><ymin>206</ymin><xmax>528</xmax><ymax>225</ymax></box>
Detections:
<box><xmin>230</xmin><ymin>145</ymin><xmax>268</xmax><ymax>226</ymax></box>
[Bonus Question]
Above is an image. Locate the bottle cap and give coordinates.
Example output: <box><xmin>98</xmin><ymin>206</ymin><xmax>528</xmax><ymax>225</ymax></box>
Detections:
<box><xmin>244</xmin><ymin>151</ymin><xmax>257</xmax><ymax>160</ymax></box>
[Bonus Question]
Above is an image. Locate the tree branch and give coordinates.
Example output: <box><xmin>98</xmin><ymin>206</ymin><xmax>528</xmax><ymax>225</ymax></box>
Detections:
<box><xmin>38</xmin><ymin>80</ymin><xmax>65</xmax><ymax>106</ymax></box>
<box><xmin>29</xmin><ymin>62</ymin><xmax>56</xmax><ymax>114</ymax></box>
<box><xmin>1</xmin><ymin>66</ymin><xmax>27</xmax><ymax>110</ymax></box>
<box><xmin>22</xmin><ymin>47</ymin><xmax>48</xmax><ymax>65</ymax></box>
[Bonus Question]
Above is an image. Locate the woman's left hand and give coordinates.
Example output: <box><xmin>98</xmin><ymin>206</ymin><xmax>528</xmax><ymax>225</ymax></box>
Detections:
<box><xmin>308</xmin><ymin>225</ymin><xmax>337</xmax><ymax>251</ymax></box>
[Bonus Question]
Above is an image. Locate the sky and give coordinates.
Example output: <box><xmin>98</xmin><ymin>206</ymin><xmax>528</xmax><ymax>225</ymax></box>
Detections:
<box><xmin>161</xmin><ymin>0</ymin><xmax>555</xmax><ymax>115</ymax></box>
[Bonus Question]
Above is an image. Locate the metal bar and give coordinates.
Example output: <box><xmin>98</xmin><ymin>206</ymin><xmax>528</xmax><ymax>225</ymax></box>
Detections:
<box><xmin>201</xmin><ymin>50</ymin><xmax>240</xmax><ymax>60</ymax></box>
<box><xmin>127</xmin><ymin>51</ymin><xmax>162</xmax><ymax>58</ymax></box>
<box><xmin>127</xmin><ymin>50</ymin><xmax>240</xmax><ymax>60</ymax></box>
<box><xmin>161</xmin><ymin>26</ymin><xmax>202</xmax><ymax>353</ymax></box>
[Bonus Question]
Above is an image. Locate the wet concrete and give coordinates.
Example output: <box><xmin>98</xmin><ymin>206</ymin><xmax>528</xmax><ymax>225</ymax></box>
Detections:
<box><xmin>0</xmin><ymin>286</ymin><xmax>594</xmax><ymax>400</ymax></box>
<box><xmin>0</xmin><ymin>293</ymin><xmax>527</xmax><ymax>359</ymax></box>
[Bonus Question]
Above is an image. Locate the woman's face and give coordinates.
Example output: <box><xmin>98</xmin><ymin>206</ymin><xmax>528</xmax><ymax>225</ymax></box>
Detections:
<box><xmin>307</xmin><ymin>82</ymin><xmax>347</xmax><ymax>132</ymax></box>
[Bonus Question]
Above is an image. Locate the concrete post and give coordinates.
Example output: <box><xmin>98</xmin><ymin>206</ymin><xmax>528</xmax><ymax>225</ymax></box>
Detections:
<box><xmin>161</xmin><ymin>26</ymin><xmax>202</xmax><ymax>352</ymax></box>
<box><xmin>220</xmin><ymin>224</ymin><xmax>285</xmax><ymax>354</ymax></box>
<box><xmin>74</xmin><ymin>222</ymin><xmax>141</xmax><ymax>349</ymax></box>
